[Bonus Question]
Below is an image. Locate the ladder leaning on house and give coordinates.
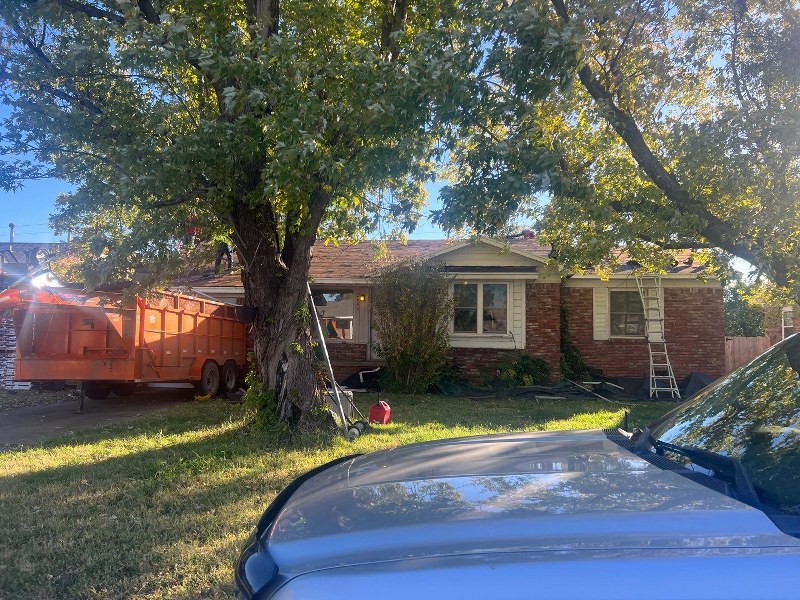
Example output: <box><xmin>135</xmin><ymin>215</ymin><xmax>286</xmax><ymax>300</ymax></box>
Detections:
<box><xmin>635</xmin><ymin>275</ymin><xmax>681</xmax><ymax>399</ymax></box>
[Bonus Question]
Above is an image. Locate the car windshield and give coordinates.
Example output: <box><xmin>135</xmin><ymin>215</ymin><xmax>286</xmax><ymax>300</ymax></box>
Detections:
<box><xmin>649</xmin><ymin>334</ymin><xmax>800</xmax><ymax>516</ymax></box>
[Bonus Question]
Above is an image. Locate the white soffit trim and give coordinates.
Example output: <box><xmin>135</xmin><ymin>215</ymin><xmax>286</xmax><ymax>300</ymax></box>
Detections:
<box><xmin>566</xmin><ymin>275</ymin><xmax>719</xmax><ymax>287</ymax></box>
<box><xmin>177</xmin><ymin>286</ymin><xmax>244</xmax><ymax>294</ymax></box>
<box><xmin>311</xmin><ymin>278</ymin><xmax>369</xmax><ymax>285</ymax></box>
<box><xmin>445</xmin><ymin>272</ymin><xmax>538</xmax><ymax>281</ymax></box>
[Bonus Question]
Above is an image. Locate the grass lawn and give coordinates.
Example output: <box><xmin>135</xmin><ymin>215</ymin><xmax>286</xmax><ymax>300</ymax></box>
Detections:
<box><xmin>0</xmin><ymin>393</ymin><xmax>674</xmax><ymax>599</ymax></box>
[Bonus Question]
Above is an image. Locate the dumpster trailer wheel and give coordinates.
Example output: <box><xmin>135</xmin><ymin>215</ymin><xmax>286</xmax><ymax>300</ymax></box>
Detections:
<box><xmin>222</xmin><ymin>361</ymin><xmax>239</xmax><ymax>394</ymax></box>
<box><xmin>83</xmin><ymin>381</ymin><xmax>111</xmax><ymax>400</ymax></box>
<box><xmin>199</xmin><ymin>361</ymin><xmax>220</xmax><ymax>397</ymax></box>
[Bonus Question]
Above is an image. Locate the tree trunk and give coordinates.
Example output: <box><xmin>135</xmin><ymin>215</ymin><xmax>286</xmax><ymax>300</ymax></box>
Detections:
<box><xmin>230</xmin><ymin>195</ymin><xmax>326</xmax><ymax>424</ymax></box>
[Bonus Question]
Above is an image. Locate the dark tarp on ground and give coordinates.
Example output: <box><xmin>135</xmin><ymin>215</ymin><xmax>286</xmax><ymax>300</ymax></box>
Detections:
<box><xmin>341</xmin><ymin>368</ymin><xmax>383</xmax><ymax>391</ymax></box>
<box><xmin>601</xmin><ymin>372</ymin><xmax>716</xmax><ymax>400</ymax></box>
<box><xmin>342</xmin><ymin>364</ymin><xmax>717</xmax><ymax>402</ymax></box>
<box><xmin>434</xmin><ymin>373</ymin><xmax>717</xmax><ymax>401</ymax></box>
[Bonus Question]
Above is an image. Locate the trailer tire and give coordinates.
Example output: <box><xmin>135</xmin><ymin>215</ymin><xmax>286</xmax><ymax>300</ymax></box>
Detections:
<box><xmin>222</xmin><ymin>361</ymin><xmax>239</xmax><ymax>394</ymax></box>
<box><xmin>199</xmin><ymin>361</ymin><xmax>220</xmax><ymax>397</ymax></box>
<box><xmin>83</xmin><ymin>381</ymin><xmax>111</xmax><ymax>400</ymax></box>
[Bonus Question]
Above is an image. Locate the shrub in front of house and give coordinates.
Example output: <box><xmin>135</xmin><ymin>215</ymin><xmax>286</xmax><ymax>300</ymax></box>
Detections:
<box><xmin>371</xmin><ymin>260</ymin><xmax>452</xmax><ymax>393</ymax></box>
<box><xmin>497</xmin><ymin>354</ymin><xmax>550</xmax><ymax>387</ymax></box>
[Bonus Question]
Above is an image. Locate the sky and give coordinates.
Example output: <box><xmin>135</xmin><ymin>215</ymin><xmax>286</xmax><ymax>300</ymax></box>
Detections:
<box><xmin>0</xmin><ymin>177</ymin><xmax>71</xmax><ymax>244</ymax></box>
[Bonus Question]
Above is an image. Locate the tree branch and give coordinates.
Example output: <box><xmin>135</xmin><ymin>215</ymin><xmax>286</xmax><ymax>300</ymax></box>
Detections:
<box><xmin>17</xmin><ymin>0</ymin><xmax>126</xmax><ymax>24</ymax></box>
<box><xmin>246</xmin><ymin>0</ymin><xmax>279</xmax><ymax>40</ymax></box>
<box><xmin>32</xmin><ymin>142</ymin><xmax>133</xmax><ymax>179</ymax></box>
<box><xmin>550</xmin><ymin>0</ymin><xmax>789</xmax><ymax>286</ymax></box>
<box><xmin>12</xmin><ymin>19</ymin><xmax>104</xmax><ymax>115</ymax></box>
<box><xmin>148</xmin><ymin>187</ymin><xmax>208</xmax><ymax>208</ymax></box>
<box><xmin>40</xmin><ymin>82</ymin><xmax>102</xmax><ymax>115</ymax></box>
<box><xmin>137</xmin><ymin>0</ymin><xmax>160</xmax><ymax>24</ymax></box>
<box><xmin>381</xmin><ymin>0</ymin><xmax>409</xmax><ymax>62</ymax></box>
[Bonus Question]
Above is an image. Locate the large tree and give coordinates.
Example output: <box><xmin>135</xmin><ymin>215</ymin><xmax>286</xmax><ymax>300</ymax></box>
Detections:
<box><xmin>0</xmin><ymin>0</ymin><xmax>574</xmax><ymax>422</ymax></box>
<box><xmin>435</xmin><ymin>0</ymin><xmax>800</xmax><ymax>300</ymax></box>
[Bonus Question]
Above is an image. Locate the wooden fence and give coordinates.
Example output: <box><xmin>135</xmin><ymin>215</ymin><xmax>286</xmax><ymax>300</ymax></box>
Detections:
<box><xmin>725</xmin><ymin>336</ymin><xmax>771</xmax><ymax>373</ymax></box>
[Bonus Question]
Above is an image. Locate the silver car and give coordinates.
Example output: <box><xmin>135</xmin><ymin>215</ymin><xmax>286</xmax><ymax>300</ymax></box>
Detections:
<box><xmin>237</xmin><ymin>334</ymin><xmax>800</xmax><ymax>599</ymax></box>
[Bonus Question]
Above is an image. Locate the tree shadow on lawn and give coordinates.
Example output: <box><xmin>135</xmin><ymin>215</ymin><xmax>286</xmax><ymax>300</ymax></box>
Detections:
<box><xmin>0</xmin><ymin>395</ymin><xmax>673</xmax><ymax>599</ymax></box>
<box><xmin>0</xmin><ymin>414</ymin><xmax>343</xmax><ymax>600</ymax></box>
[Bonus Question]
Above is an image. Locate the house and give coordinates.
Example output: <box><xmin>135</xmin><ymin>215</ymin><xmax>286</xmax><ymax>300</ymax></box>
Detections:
<box><xmin>765</xmin><ymin>304</ymin><xmax>798</xmax><ymax>346</ymax></box>
<box><xmin>186</xmin><ymin>237</ymin><xmax>729</xmax><ymax>385</ymax></box>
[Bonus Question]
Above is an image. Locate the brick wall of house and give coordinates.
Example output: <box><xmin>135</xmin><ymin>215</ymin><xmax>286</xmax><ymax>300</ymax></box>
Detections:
<box><xmin>525</xmin><ymin>282</ymin><xmax>562</xmax><ymax>382</ymax></box>
<box><xmin>447</xmin><ymin>348</ymin><xmax>526</xmax><ymax>383</ymax></box>
<box><xmin>327</xmin><ymin>342</ymin><xmax>369</xmax><ymax>381</ymax></box>
<box><xmin>563</xmin><ymin>286</ymin><xmax>725</xmax><ymax>380</ymax></box>
<box><xmin>663</xmin><ymin>288</ymin><xmax>725</xmax><ymax>378</ymax></box>
<box><xmin>562</xmin><ymin>287</ymin><xmax>649</xmax><ymax>378</ymax></box>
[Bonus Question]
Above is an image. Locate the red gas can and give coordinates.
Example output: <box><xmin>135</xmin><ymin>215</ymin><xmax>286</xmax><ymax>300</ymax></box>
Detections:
<box><xmin>368</xmin><ymin>400</ymin><xmax>392</xmax><ymax>424</ymax></box>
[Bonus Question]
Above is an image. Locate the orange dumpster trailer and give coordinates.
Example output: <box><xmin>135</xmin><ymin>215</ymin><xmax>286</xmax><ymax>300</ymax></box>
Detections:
<box><xmin>0</xmin><ymin>286</ymin><xmax>250</xmax><ymax>399</ymax></box>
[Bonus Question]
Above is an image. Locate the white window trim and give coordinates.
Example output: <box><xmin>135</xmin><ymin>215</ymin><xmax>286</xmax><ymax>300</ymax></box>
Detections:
<box><xmin>450</xmin><ymin>281</ymin><xmax>512</xmax><ymax>338</ymax></box>
<box><xmin>782</xmin><ymin>307</ymin><xmax>795</xmax><ymax>340</ymax></box>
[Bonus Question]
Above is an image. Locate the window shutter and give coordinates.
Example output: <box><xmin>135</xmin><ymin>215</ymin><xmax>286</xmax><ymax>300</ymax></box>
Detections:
<box><xmin>593</xmin><ymin>287</ymin><xmax>610</xmax><ymax>340</ymax></box>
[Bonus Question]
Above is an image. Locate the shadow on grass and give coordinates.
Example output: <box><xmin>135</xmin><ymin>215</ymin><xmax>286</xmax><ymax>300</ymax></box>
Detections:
<box><xmin>0</xmin><ymin>405</ymin><xmax>342</xmax><ymax>600</ymax></box>
<box><xmin>0</xmin><ymin>395</ymin><xmax>674</xmax><ymax>599</ymax></box>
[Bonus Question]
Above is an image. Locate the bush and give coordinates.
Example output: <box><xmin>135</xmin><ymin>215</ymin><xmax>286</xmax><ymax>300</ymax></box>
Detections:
<box><xmin>371</xmin><ymin>259</ymin><xmax>452</xmax><ymax>393</ymax></box>
<box><xmin>242</xmin><ymin>367</ymin><xmax>284</xmax><ymax>433</ymax></box>
<box><xmin>497</xmin><ymin>354</ymin><xmax>550</xmax><ymax>386</ymax></box>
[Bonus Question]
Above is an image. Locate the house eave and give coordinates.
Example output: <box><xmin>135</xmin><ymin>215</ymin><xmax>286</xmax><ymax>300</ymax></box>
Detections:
<box><xmin>572</xmin><ymin>274</ymin><xmax>711</xmax><ymax>280</ymax></box>
<box><xmin>311</xmin><ymin>278</ymin><xmax>370</xmax><ymax>286</ymax></box>
<box><xmin>423</xmin><ymin>236</ymin><xmax>550</xmax><ymax>265</ymax></box>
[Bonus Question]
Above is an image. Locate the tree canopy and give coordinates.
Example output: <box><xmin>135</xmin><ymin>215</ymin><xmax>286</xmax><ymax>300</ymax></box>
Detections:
<box><xmin>434</xmin><ymin>0</ymin><xmax>800</xmax><ymax>300</ymax></box>
<box><xmin>0</xmin><ymin>0</ymin><xmax>576</xmax><ymax>421</ymax></box>
<box><xmin>2</xmin><ymin>0</ymin><xmax>798</xmax><ymax>421</ymax></box>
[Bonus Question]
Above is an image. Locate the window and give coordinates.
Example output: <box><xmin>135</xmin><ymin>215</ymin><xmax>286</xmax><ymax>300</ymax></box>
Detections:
<box><xmin>452</xmin><ymin>282</ymin><xmax>508</xmax><ymax>335</ymax></box>
<box><xmin>312</xmin><ymin>290</ymin><xmax>354</xmax><ymax>340</ymax></box>
<box><xmin>783</xmin><ymin>308</ymin><xmax>795</xmax><ymax>340</ymax></box>
<box><xmin>609</xmin><ymin>290</ymin><xmax>645</xmax><ymax>337</ymax></box>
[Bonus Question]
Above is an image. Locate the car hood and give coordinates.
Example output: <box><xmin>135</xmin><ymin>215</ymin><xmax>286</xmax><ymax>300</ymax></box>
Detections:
<box><xmin>265</xmin><ymin>430</ymin><xmax>800</xmax><ymax>575</ymax></box>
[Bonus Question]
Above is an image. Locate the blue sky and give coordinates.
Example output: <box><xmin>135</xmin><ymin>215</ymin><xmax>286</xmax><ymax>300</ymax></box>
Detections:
<box><xmin>0</xmin><ymin>178</ymin><xmax>71</xmax><ymax>244</ymax></box>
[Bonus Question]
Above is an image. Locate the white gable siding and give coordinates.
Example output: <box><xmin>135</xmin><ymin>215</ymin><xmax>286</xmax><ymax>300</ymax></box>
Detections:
<box><xmin>440</xmin><ymin>243</ymin><xmax>541</xmax><ymax>268</ymax></box>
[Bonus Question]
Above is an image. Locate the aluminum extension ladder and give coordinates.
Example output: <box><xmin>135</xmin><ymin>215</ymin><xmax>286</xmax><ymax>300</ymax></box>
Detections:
<box><xmin>636</xmin><ymin>275</ymin><xmax>680</xmax><ymax>399</ymax></box>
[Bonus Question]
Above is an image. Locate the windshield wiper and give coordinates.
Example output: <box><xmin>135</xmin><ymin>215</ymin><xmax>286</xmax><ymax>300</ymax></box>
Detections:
<box><xmin>632</xmin><ymin>427</ymin><xmax>762</xmax><ymax>510</ymax></box>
